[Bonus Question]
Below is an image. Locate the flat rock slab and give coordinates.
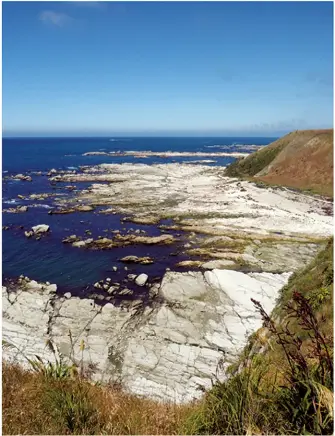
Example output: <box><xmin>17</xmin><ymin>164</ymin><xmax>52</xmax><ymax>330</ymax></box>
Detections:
<box><xmin>3</xmin><ymin>268</ymin><xmax>292</xmax><ymax>403</ymax></box>
<box><xmin>201</xmin><ymin>259</ymin><xmax>236</xmax><ymax>269</ymax></box>
<box><xmin>54</xmin><ymin>163</ymin><xmax>333</xmax><ymax>239</ymax></box>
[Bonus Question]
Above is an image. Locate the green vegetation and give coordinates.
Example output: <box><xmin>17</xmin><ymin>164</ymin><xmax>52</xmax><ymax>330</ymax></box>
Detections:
<box><xmin>276</xmin><ymin>237</ymin><xmax>333</xmax><ymax>317</ymax></box>
<box><xmin>225</xmin><ymin>139</ymin><xmax>287</xmax><ymax>177</ymax></box>
<box><xmin>182</xmin><ymin>274</ymin><xmax>333</xmax><ymax>434</ymax></box>
<box><xmin>183</xmin><ymin>238</ymin><xmax>333</xmax><ymax>435</ymax></box>
<box><xmin>225</xmin><ymin>129</ymin><xmax>334</xmax><ymax>197</ymax></box>
<box><xmin>159</xmin><ymin>211</ymin><xmax>227</xmax><ymax>221</ymax></box>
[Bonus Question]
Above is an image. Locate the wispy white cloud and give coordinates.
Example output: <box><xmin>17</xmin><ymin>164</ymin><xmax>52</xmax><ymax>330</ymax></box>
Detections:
<box><xmin>243</xmin><ymin>119</ymin><xmax>310</xmax><ymax>134</ymax></box>
<box><xmin>70</xmin><ymin>2</ymin><xmax>107</xmax><ymax>10</ymax></box>
<box><xmin>39</xmin><ymin>10</ymin><xmax>73</xmax><ymax>27</ymax></box>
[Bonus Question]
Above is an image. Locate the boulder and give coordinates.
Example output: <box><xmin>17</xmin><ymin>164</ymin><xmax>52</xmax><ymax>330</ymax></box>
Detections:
<box><xmin>135</xmin><ymin>274</ymin><xmax>148</xmax><ymax>286</ymax></box>
<box><xmin>31</xmin><ymin>225</ymin><xmax>49</xmax><ymax>234</ymax></box>
<box><xmin>72</xmin><ymin>239</ymin><xmax>93</xmax><ymax>248</ymax></box>
<box><xmin>118</xmin><ymin>288</ymin><xmax>133</xmax><ymax>296</ymax></box>
<box><xmin>49</xmin><ymin>208</ymin><xmax>76</xmax><ymax>215</ymax></box>
<box><xmin>120</xmin><ymin>256</ymin><xmax>154</xmax><ymax>265</ymax></box>
<box><xmin>175</xmin><ymin>260</ymin><xmax>203</xmax><ymax>268</ymax></box>
<box><xmin>3</xmin><ymin>205</ymin><xmax>28</xmax><ymax>213</ymax></box>
<box><xmin>17</xmin><ymin>206</ymin><xmax>28</xmax><ymax>213</ymax></box>
<box><xmin>76</xmin><ymin>205</ymin><xmax>95</xmax><ymax>212</ymax></box>
<box><xmin>13</xmin><ymin>174</ymin><xmax>32</xmax><ymax>182</ymax></box>
<box><xmin>62</xmin><ymin>235</ymin><xmax>79</xmax><ymax>243</ymax></box>
<box><xmin>107</xmin><ymin>286</ymin><xmax>118</xmax><ymax>295</ymax></box>
<box><xmin>45</xmin><ymin>284</ymin><xmax>57</xmax><ymax>293</ymax></box>
<box><xmin>120</xmin><ymin>255</ymin><xmax>139</xmax><ymax>263</ymax></box>
<box><xmin>26</xmin><ymin>280</ymin><xmax>43</xmax><ymax>290</ymax></box>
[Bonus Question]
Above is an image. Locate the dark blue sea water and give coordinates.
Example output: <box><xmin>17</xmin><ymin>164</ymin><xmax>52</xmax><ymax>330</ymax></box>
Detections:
<box><xmin>3</xmin><ymin>136</ymin><xmax>275</xmax><ymax>298</ymax></box>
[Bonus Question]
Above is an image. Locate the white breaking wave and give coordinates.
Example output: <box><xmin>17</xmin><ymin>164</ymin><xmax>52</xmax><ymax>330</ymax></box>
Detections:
<box><xmin>205</xmin><ymin>144</ymin><xmax>263</xmax><ymax>150</ymax></box>
<box><xmin>30</xmin><ymin>204</ymin><xmax>53</xmax><ymax>209</ymax></box>
<box><xmin>83</xmin><ymin>150</ymin><xmax>249</xmax><ymax>158</ymax></box>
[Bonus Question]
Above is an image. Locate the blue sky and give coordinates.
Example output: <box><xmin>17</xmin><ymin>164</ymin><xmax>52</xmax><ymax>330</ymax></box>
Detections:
<box><xmin>2</xmin><ymin>1</ymin><xmax>333</xmax><ymax>137</ymax></box>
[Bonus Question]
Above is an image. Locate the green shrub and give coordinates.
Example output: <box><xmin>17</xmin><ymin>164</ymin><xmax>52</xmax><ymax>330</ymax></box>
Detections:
<box><xmin>41</xmin><ymin>379</ymin><xmax>101</xmax><ymax>434</ymax></box>
<box><xmin>182</xmin><ymin>360</ymin><xmax>286</xmax><ymax>435</ymax></box>
<box><xmin>225</xmin><ymin>141</ymin><xmax>287</xmax><ymax>178</ymax></box>
<box><xmin>183</xmin><ymin>290</ymin><xmax>333</xmax><ymax>435</ymax></box>
<box><xmin>253</xmin><ymin>292</ymin><xmax>333</xmax><ymax>435</ymax></box>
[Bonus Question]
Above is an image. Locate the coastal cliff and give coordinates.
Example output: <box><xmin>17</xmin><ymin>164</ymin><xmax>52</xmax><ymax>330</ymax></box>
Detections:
<box><xmin>225</xmin><ymin>129</ymin><xmax>333</xmax><ymax>197</ymax></box>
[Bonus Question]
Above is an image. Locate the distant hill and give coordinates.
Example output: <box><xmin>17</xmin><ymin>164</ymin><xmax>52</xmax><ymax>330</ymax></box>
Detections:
<box><xmin>225</xmin><ymin>129</ymin><xmax>333</xmax><ymax>197</ymax></box>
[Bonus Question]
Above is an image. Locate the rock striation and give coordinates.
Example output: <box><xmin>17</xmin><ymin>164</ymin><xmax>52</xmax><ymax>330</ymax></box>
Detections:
<box><xmin>3</xmin><ymin>269</ymin><xmax>291</xmax><ymax>403</ymax></box>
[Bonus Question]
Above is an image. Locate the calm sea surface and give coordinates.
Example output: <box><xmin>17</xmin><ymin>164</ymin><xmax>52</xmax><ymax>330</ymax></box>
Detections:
<box><xmin>3</xmin><ymin>136</ymin><xmax>275</xmax><ymax>297</ymax></box>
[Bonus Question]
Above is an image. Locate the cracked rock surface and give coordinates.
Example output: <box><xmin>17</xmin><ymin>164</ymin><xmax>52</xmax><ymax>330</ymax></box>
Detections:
<box><xmin>3</xmin><ymin>269</ymin><xmax>291</xmax><ymax>403</ymax></box>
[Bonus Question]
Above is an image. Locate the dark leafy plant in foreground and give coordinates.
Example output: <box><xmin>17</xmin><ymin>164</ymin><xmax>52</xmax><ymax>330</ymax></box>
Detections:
<box><xmin>183</xmin><ymin>292</ymin><xmax>333</xmax><ymax>435</ymax></box>
<box><xmin>252</xmin><ymin>292</ymin><xmax>333</xmax><ymax>435</ymax></box>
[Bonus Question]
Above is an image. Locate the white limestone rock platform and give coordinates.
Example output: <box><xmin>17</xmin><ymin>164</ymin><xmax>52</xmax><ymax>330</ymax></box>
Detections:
<box><xmin>3</xmin><ymin>269</ymin><xmax>292</xmax><ymax>403</ymax></box>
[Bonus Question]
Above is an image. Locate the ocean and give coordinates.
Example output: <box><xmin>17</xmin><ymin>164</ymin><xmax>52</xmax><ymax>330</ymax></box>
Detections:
<box><xmin>2</xmin><ymin>136</ymin><xmax>275</xmax><ymax>298</ymax></box>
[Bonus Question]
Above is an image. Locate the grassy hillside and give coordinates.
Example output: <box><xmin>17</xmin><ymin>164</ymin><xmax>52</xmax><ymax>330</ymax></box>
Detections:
<box><xmin>3</xmin><ymin>241</ymin><xmax>333</xmax><ymax>435</ymax></box>
<box><xmin>226</xmin><ymin>129</ymin><xmax>333</xmax><ymax>197</ymax></box>
<box><xmin>182</xmin><ymin>238</ymin><xmax>333</xmax><ymax>435</ymax></box>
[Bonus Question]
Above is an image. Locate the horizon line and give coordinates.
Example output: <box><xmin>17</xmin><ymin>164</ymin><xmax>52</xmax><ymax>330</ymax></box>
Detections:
<box><xmin>3</xmin><ymin>134</ymin><xmax>280</xmax><ymax>139</ymax></box>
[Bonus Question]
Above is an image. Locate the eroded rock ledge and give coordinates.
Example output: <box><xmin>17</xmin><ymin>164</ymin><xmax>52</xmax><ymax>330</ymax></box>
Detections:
<box><xmin>45</xmin><ymin>162</ymin><xmax>331</xmax><ymax>272</ymax></box>
<box><xmin>3</xmin><ymin>269</ymin><xmax>291</xmax><ymax>403</ymax></box>
<box><xmin>50</xmin><ymin>163</ymin><xmax>332</xmax><ymax>241</ymax></box>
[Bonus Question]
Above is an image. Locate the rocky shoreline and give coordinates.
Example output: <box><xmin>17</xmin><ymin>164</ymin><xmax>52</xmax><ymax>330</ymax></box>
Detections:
<box><xmin>2</xmin><ymin>160</ymin><xmax>333</xmax><ymax>403</ymax></box>
<box><xmin>3</xmin><ymin>268</ymin><xmax>291</xmax><ymax>403</ymax></box>
<box><xmin>46</xmin><ymin>162</ymin><xmax>331</xmax><ymax>273</ymax></box>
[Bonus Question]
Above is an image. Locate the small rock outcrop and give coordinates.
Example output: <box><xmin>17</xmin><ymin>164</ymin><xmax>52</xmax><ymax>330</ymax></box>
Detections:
<box><xmin>135</xmin><ymin>273</ymin><xmax>148</xmax><ymax>286</ymax></box>
<box><xmin>32</xmin><ymin>225</ymin><xmax>50</xmax><ymax>234</ymax></box>
<box><xmin>3</xmin><ymin>205</ymin><xmax>28</xmax><ymax>213</ymax></box>
<box><xmin>13</xmin><ymin>174</ymin><xmax>32</xmax><ymax>182</ymax></box>
<box><xmin>120</xmin><ymin>256</ymin><xmax>154</xmax><ymax>265</ymax></box>
<box><xmin>25</xmin><ymin>224</ymin><xmax>50</xmax><ymax>238</ymax></box>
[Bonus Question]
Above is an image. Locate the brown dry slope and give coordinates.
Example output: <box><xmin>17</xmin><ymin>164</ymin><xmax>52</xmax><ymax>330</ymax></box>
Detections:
<box><xmin>225</xmin><ymin>129</ymin><xmax>333</xmax><ymax>197</ymax></box>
